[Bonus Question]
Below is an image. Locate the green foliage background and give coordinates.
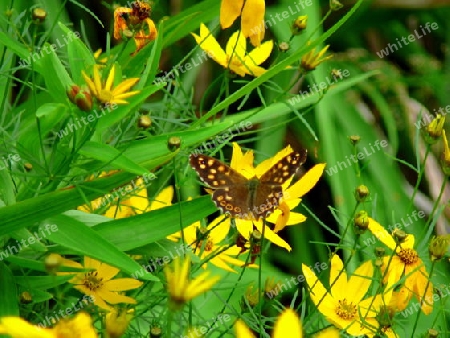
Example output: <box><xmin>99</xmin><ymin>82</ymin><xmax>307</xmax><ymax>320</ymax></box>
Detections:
<box><xmin>1</xmin><ymin>0</ymin><xmax>449</xmax><ymax>337</ymax></box>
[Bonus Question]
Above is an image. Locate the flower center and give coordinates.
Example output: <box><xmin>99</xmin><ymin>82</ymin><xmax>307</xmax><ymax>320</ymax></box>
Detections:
<box><xmin>336</xmin><ymin>299</ymin><xmax>357</xmax><ymax>320</ymax></box>
<box><xmin>226</xmin><ymin>55</ymin><xmax>243</xmax><ymax>68</ymax></box>
<box><xmin>197</xmin><ymin>237</ymin><xmax>214</xmax><ymax>252</ymax></box>
<box><xmin>83</xmin><ymin>271</ymin><xmax>103</xmax><ymax>291</ymax></box>
<box><xmin>397</xmin><ymin>248</ymin><xmax>419</xmax><ymax>265</ymax></box>
<box><xmin>98</xmin><ymin>89</ymin><xmax>114</xmax><ymax>103</ymax></box>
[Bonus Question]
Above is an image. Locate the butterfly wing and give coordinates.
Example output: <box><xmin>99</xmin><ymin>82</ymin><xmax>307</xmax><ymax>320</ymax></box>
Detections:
<box><xmin>189</xmin><ymin>154</ymin><xmax>252</xmax><ymax>218</ymax></box>
<box><xmin>252</xmin><ymin>150</ymin><xmax>307</xmax><ymax>218</ymax></box>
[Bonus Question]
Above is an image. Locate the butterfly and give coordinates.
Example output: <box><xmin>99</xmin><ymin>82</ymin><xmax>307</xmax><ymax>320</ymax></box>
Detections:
<box><xmin>189</xmin><ymin>149</ymin><xmax>307</xmax><ymax>220</ymax></box>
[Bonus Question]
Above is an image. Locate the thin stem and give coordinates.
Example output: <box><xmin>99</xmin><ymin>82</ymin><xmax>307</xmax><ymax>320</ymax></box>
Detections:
<box><xmin>411</xmin><ymin>260</ymin><xmax>436</xmax><ymax>333</ymax></box>
<box><xmin>409</xmin><ymin>147</ymin><xmax>430</xmax><ymax>213</ymax></box>
<box><xmin>259</xmin><ymin>219</ymin><xmax>266</xmax><ymax>337</ymax></box>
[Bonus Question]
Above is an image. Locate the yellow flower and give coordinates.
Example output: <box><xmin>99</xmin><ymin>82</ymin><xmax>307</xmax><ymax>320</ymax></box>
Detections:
<box><xmin>78</xmin><ymin>175</ymin><xmax>170</xmax><ymax>219</ymax></box>
<box><xmin>114</xmin><ymin>1</ymin><xmax>158</xmax><ymax>54</ymax></box>
<box><xmin>215</xmin><ymin>143</ymin><xmax>324</xmax><ymax>251</ymax></box>
<box><xmin>168</xmin><ymin>215</ymin><xmax>252</xmax><ymax>272</ymax></box>
<box><xmin>236</xmin><ymin>309</ymin><xmax>304</xmax><ymax>338</ymax></box>
<box><xmin>58</xmin><ymin>256</ymin><xmax>143</xmax><ymax>311</ymax></box>
<box><xmin>424</xmin><ymin>114</ymin><xmax>445</xmax><ymax>141</ymax></box>
<box><xmin>441</xmin><ymin>130</ymin><xmax>450</xmax><ymax>175</ymax></box>
<box><xmin>164</xmin><ymin>255</ymin><xmax>220</xmax><ymax>310</ymax></box>
<box><xmin>367</xmin><ymin>218</ymin><xmax>433</xmax><ymax>314</ymax></box>
<box><xmin>301</xmin><ymin>45</ymin><xmax>332</xmax><ymax>71</ymax></box>
<box><xmin>0</xmin><ymin>312</ymin><xmax>97</xmax><ymax>338</ymax></box>
<box><xmin>192</xmin><ymin>24</ymin><xmax>273</xmax><ymax>77</ymax></box>
<box><xmin>105</xmin><ymin>308</ymin><xmax>133</xmax><ymax>338</ymax></box>
<box><xmin>302</xmin><ymin>255</ymin><xmax>374</xmax><ymax>336</ymax></box>
<box><xmin>358</xmin><ymin>274</ymin><xmax>399</xmax><ymax>337</ymax></box>
<box><xmin>82</xmin><ymin>64</ymin><xmax>140</xmax><ymax>105</ymax></box>
<box><xmin>220</xmin><ymin>0</ymin><xmax>265</xmax><ymax>46</ymax></box>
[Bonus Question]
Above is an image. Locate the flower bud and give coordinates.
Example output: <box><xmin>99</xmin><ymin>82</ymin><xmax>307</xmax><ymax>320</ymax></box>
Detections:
<box><xmin>24</xmin><ymin>163</ymin><xmax>33</xmax><ymax>172</ymax></box>
<box><xmin>423</xmin><ymin>114</ymin><xmax>445</xmax><ymax>144</ymax></box>
<box><xmin>392</xmin><ymin>229</ymin><xmax>407</xmax><ymax>243</ymax></box>
<box><xmin>426</xmin><ymin>329</ymin><xmax>439</xmax><ymax>338</ymax></box>
<box><xmin>167</xmin><ymin>136</ymin><xmax>181</xmax><ymax>152</ymax></box>
<box><xmin>240</xmin><ymin>284</ymin><xmax>262</xmax><ymax>312</ymax></box>
<box><xmin>32</xmin><ymin>8</ymin><xmax>47</xmax><ymax>23</ymax></box>
<box><xmin>354</xmin><ymin>210</ymin><xmax>369</xmax><ymax>232</ymax></box>
<box><xmin>429</xmin><ymin>235</ymin><xmax>450</xmax><ymax>261</ymax></box>
<box><xmin>330</xmin><ymin>0</ymin><xmax>344</xmax><ymax>11</ymax></box>
<box><xmin>45</xmin><ymin>253</ymin><xmax>63</xmax><ymax>274</ymax></box>
<box><xmin>375</xmin><ymin>258</ymin><xmax>383</xmax><ymax>268</ymax></box>
<box><xmin>138</xmin><ymin>115</ymin><xmax>152</xmax><ymax>129</ymax></box>
<box><xmin>150</xmin><ymin>325</ymin><xmax>162</xmax><ymax>337</ymax></box>
<box><xmin>20</xmin><ymin>291</ymin><xmax>33</xmax><ymax>304</ymax></box>
<box><xmin>375</xmin><ymin>247</ymin><xmax>385</xmax><ymax>257</ymax></box>
<box><xmin>441</xmin><ymin>130</ymin><xmax>450</xmax><ymax>176</ymax></box>
<box><xmin>66</xmin><ymin>85</ymin><xmax>93</xmax><ymax>111</ymax></box>
<box><xmin>355</xmin><ymin>185</ymin><xmax>369</xmax><ymax>202</ymax></box>
<box><xmin>105</xmin><ymin>309</ymin><xmax>133</xmax><ymax>338</ymax></box>
<box><xmin>292</xmin><ymin>16</ymin><xmax>307</xmax><ymax>35</ymax></box>
<box><xmin>264</xmin><ymin>277</ymin><xmax>281</xmax><ymax>299</ymax></box>
<box><xmin>278</xmin><ymin>41</ymin><xmax>290</xmax><ymax>52</ymax></box>
<box><xmin>350</xmin><ymin>135</ymin><xmax>360</xmax><ymax>145</ymax></box>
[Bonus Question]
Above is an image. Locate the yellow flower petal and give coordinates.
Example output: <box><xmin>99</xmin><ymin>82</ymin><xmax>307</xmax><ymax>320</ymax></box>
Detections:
<box><xmin>192</xmin><ymin>24</ymin><xmax>227</xmax><ymax>67</ymax></box>
<box><xmin>105</xmin><ymin>278</ymin><xmax>143</xmax><ymax>291</ymax></box>
<box><xmin>105</xmin><ymin>64</ymin><xmax>115</xmax><ymax>91</ymax></box>
<box><xmin>240</xmin><ymin>0</ymin><xmax>265</xmax><ymax>46</ymax></box>
<box><xmin>230</xmin><ymin>142</ymin><xmax>255</xmax><ymax>178</ymax></box>
<box><xmin>254</xmin><ymin>222</ymin><xmax>292</xmax><ymax>251</ymax></box>
<box><xmin>273</xmin><ymin>309</ymin><xmax>302</xmax><ymax>338</ymax></box>
<box><xmin>234</xmin><ymin>319</ymin><xmax>255</xmax><ymax>338</ymax></box>
<box><xmin>329</xmin><ymin>255</ymin><xmax>348</xmax><ymax>298</ymax></box>
<box><xmin>220</xmin><ymin>0</ymin><xmax>245</xmax><ymax>29</ymax></box>
<box><xmin>286</xmin><ymin>164</ymin><xmax>326</xmax><ymax>199</ymax></box>
<box><xmin>367</xmin><ymin>218</ymin><xmax>396</xmax><ymax>250</ymax></box>
<box><xmin>148</xmin><ymin>186</ymin><xmax>174</xmax><ymax>210</ymax></box>
<box><xmin>313</xmin><ymin>327</ymin><xmax>340</xmax><ymax>338</ymax></box>
<box><xmin>0</xmin><ymin>317</ymin><xmax>53</xmax><ymax>338</ymax></box>
<box><xmin>225</xmin><ymin>30</ymin><xmax>247</xmax><ymax>60</ymax></box>
<box><xmin>244</xmin><ymin>40</ymin><xmax>273</xmax><ymax>66</ymax></box>
<box><xmin>346</xmin><ymin>260</ymin><xmax>373</xmax><ymax>303</ymax></box>
<box><xmin>113</xmin><ymin>78</ymin><xmax>140</xmax><ymax>96</ymax></box>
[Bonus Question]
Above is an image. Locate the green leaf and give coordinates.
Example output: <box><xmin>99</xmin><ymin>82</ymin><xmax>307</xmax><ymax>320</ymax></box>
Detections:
<box><xmin>58</xmin><ymin>22</ymin><xmax>96</xmax><ymax>84</ymax></box>
<box><xmin>96</xmin><ymin>84</ymin><xmax>164</xmax><ymax>130</ymax></box>
<box><xmin>95</xmin><ymin>196</ymin><xmax>216</xmax><ymax>251</ymax></box>
<box><xmin>17</xmin><ymin>103</ymin><xmax>67</xmax><ymax>164</ymax></box>
<box><xmin>0</xmin><ymin>263</ymin><xmax>19</xmax><ymax>316</ymax></box>
<box><xmin>45</xmin><ymin>214</ymin><xmax>158</xmax><ymax>281</ymax></box>
<box><xmin>80</xmin><ymin>141</ymin><xmax>149</xmax><ymax>175</ymax></box>
<box><xmin>35</xmin><ymin>43</ymin><xmax>73</xmax><ymax>103</ymax></box>
<box><xmin>15</xmin><ymin>275</ymin><xmax>73</xmax><ymax>289</ymax></box>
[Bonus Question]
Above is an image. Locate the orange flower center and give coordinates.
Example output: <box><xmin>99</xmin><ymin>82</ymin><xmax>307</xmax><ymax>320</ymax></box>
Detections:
<box><xmin>397</xmin><ymin>248</ymin><xmax>419</xmax><ymax>265</ymax></box>
<box><xmin>197</xmin><ymin>237</ymin><xmax>214</xmax><ymax>252</ymax></box>
<box><xmin>336</xmin><ymin>299</ymin><xmax>357</xmax><ymax>320</ymax></box>
<box><xmin>83</xmin><ymin>271</ymin><xmax>104</xmax><ymax>291</ymax></box>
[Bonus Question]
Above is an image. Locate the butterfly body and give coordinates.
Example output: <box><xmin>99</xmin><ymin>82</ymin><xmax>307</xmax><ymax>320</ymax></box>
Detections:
<box><xmin>189</xmin><ymin>150</ymin><xmax>306</xmax><ymax>220</ymax></box>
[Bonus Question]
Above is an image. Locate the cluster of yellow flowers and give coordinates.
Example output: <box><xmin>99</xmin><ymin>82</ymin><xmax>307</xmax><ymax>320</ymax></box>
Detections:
<box><xmin>3</xmin><ymin>1</ymin><xmax>447</xmax><ymax>338</ymax></box>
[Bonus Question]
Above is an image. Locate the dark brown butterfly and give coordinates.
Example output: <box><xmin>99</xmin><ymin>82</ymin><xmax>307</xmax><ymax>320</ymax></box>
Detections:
<box><xmin>189</xmin><ymin>150</ymin><xmax>307</xmax><ymax>220</ymax></box>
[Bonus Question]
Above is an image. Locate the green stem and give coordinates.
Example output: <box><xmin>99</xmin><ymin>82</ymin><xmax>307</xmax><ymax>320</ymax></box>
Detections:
<box><xmin>258</xmin><ymin>219</ymin><xmax>266</xmax><ymax>337</ymax></box>
<box><xmin>409</xmin><ymin>147</ymin><xmax>430</xmax><ymax>213</ymax></box>
<box><xmin>166</xmin><ymin>310</ymin><xmax>173</xmax><ymax>337</ymax></box>
<box><xmin>411</xmin><ymin>260</ymin><xmax>436</xmax><ymax>334</ymax></box>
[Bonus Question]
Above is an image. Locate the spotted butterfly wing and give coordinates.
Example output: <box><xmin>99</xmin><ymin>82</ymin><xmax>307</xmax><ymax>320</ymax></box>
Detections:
<box><xmin>189</xmin><ymin>154</ymin><xmax>252</xmax><ymax>218</ymax></box>
<box><xmin>252</xmin><ymin>150</ymin><xmax>307</xmax><ymax>219</ymax></box>
<box><xmin>189</xmin><ymin>149</ymin><xmax>307</xmax><ymax>220</ymax></box>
